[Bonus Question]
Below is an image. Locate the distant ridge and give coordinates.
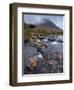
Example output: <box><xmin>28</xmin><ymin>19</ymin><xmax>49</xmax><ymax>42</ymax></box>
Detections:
<box><xmin>36</xmin><ymin>19</ymin><xmax>63</xmax><ymax>31</ymax></box>
<box><xmin>24</xmin><ymin>19</ymin><xmax>63</xmax><ymax>35</ymax></box>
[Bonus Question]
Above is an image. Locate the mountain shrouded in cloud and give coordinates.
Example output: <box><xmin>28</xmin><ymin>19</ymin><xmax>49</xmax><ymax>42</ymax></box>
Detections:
<box><xmin>24</xmin><ymin>18</ymin><xmax>63</xmax><ymax>33</ymax></box>
<box><xmin>24</xmin><ymin>14</ymin><xmax>64</xmax><ymax>30</ymax></box>
<box><xmin>24</xmin><ymin>19</ymin><xmax>63</xmax><ymax>40</ymax></box>
<box><xmin>37</xmin><ymin>19</ymin><xmax>63</xmax><ymax>30</ymax></box>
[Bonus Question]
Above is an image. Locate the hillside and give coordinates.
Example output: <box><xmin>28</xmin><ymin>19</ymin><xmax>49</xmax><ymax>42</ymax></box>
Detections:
<box><xmin>24</xmin><ymin>19</ymin><xmax>63</xmax><ymax>41</ymax></box>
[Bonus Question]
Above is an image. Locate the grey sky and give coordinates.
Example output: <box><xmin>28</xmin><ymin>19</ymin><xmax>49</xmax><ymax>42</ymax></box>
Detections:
<box><xmin>24</xmin><ymin>14</ymin><xmax>64</xmax><ymax>30</ymax></box>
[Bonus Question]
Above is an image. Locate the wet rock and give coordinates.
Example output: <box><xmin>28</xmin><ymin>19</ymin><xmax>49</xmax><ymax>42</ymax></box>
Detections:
<box><xmin>48</xmin><ymin>36</ymin><xmax>56</xmax><ymax>41</ymax></box>
<box><xmin>57</xmin><ymin>40</ymin><xmax>63</xmax><ymax>43</ymax></box>
<box><xmin>24</xmin><ymin>57</ymin><xmax>38</xmax><ymax>74</ymax></box>
<box><xmin>54</xmin><ymin>52</ymin><xmax>63</xmax><ymax>64</ymax></box>
<box><xmin>48</xmin><ymin>59</ymin><xmax>58</xmax><ymax>73</ymax></box>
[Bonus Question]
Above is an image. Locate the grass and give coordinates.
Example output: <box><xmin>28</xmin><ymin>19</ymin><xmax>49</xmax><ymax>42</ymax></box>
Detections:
<box><xmin>24</xmin><ymin>25</ymin><xmax>63</xmax><ymax>42</ymax></box>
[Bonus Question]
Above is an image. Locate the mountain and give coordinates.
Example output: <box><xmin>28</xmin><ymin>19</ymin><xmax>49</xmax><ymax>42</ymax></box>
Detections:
<box><xmin>24</xmin><ymin>19</ymin><xmax>63</xmax><ymax>36</ymax></box>
<box><xmin>36</xmin><ymin>19</ymin><xmax>63</xmax><ymax>32</ymax></box>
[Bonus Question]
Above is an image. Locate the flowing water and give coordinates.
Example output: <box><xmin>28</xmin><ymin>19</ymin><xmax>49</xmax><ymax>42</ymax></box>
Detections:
<box><xmin>23</xmin><ymin>35</ymin><xmax>63</xmax><ymax>74</ymax></box>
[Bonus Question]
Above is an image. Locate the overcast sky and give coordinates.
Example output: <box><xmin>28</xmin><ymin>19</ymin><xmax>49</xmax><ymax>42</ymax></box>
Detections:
<box><xmin>24</xmin><ymin>14</ymin><xmax>64</xmax><ymax>30</ymax></box>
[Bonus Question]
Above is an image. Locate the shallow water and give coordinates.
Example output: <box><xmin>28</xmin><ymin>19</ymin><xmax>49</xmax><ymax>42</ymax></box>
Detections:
<box><xmin>23</xmin><ymin>35</ymin><xmax>63</xmax><ymax>74</ymax></box>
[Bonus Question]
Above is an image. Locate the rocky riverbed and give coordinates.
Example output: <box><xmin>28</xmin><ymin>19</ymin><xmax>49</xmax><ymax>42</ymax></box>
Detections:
<box><xmin>23</xmin><ymin>35</ymin><xmax>63</xmax><ymax>74</ymax></box>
